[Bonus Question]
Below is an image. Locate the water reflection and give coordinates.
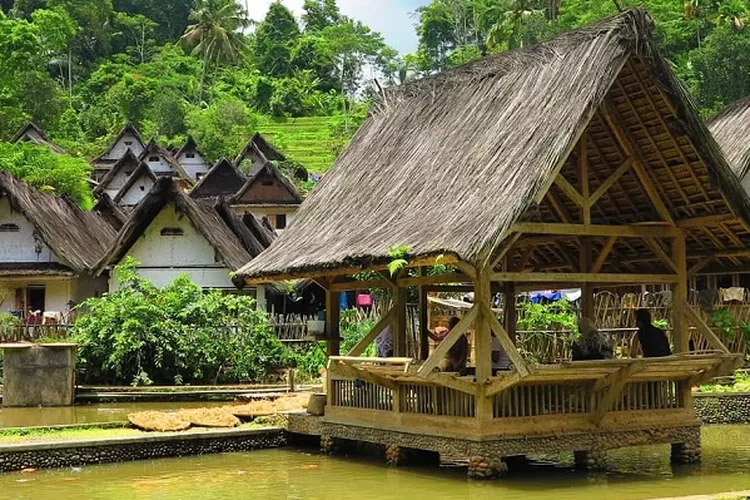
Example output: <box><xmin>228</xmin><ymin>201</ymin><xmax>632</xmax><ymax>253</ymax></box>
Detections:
<box><xmin>0</xmin><ymin>426</ymin><xmax>747</xmax><ymax>500</ymax></box>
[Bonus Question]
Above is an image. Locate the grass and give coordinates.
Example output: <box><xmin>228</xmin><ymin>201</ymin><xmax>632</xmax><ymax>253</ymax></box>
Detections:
<box><xmin>699</xmin><ymin>369</ymin><xmax>750</xmax><ymax>393</ymax></box>
<box><xmin>257</xmin><ymin>116</ymin><xmax>344</xmax><ymax>174</ymax></box>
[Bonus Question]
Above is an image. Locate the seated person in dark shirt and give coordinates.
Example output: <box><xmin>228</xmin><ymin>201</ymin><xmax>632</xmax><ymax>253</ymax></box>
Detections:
<box><xmin>635</xmin><ymin>309</ymin><xmax>672</xmax><ymax>357</ymax></box>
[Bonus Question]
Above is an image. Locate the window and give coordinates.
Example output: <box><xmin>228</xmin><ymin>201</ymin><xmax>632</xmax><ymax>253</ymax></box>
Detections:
<box><xmin>148</xmin><ymin>156</ymin><xmax>159</xmax><ymax>162</ymax></box>
<box><xmin>196</xmin><ymin>172</ymin><xmax>205</xmax><ymax>181</ymax></box>
<box><xmin>261</xmin><ymin>180</ymin><xmax>274</xmax><ymax>186</ymax></box>
<box><xmin>139</xmin><ymin>185</ymin><xmax>145</xmax><ymax>191</ymax></box>
<box><xmin>160</xmin><ymin>227</ymin><xmax>184</xmax><ymax>236</ymax></box>
<box><xmin>125</xmin><ymin>170</ymin><xmax>133</xmax><ymax>176</ymax></box>
<box><xmin>124</xmin><ymin>141</ymin><xmax>133</xmax><ymax>146</ymax></box>
<box><xmin>0</xmin><ymin>223</ymin><xmax>20</xmax><ymax>233</ymax></box>
<box><xmin>186</xmin><ymin>152</ymin><xmax>195</xmax><ymax>159</ymax></box>
<box><xmin>276</xmin><ymin>214</ymin><xmax>287</xmax><ymax>230</ymax></box>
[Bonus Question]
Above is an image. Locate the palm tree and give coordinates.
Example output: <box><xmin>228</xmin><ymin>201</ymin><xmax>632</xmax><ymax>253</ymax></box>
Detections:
<box><xmin>182</xmin><ymin>0</ymin><xmax>249</xmax><ymax>102</ymax></box>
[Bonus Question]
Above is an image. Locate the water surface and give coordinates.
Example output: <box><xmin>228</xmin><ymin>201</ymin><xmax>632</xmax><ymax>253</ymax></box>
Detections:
<box><xmin>0</xmin><ymin>425</ymin><xmax>748</xmax><ymax>499</ymax></box>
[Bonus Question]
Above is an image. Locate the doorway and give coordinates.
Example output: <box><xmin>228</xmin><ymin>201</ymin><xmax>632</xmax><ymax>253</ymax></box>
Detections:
<box><xmin>26</xmin><ymin>285</ymin><xmax>45</xmax><ymax>313</ymax></box>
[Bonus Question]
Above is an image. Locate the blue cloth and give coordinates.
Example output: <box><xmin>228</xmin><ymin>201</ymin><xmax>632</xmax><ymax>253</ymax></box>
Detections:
<box><xmin>340</xmin><ymin>293</ymin><xmax>349</xmax><ymax>310</ymax></box>
<box><xmin>530</xmin><ymin>290</ymin><xmax>562</xmax><ymax>303</ymax></box>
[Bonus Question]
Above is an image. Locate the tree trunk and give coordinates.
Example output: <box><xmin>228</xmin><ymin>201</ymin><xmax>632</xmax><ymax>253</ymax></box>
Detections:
<box><xmin>199</xmin><ymin>51</ymin><xmax>208</xmax><ymax>102</ymax></box>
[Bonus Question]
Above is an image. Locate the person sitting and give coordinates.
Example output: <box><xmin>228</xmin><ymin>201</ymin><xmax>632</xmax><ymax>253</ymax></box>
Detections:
<box><xmin>491</xmin><ymin>332</ymin><xmax>511</xmax><ymax>372</ymax></box>
<box><xmin>428</xmin><ymin>316</ymin><xmax>468</xmax><ymax>373</ymax></box>
<box><xmin>571</xmin><ymin>318</ymin><xmax>614</xmax><ymax>361</ymax></box>
<box><xmin>635</xmin><ymin>309</ymin><xmax>671</xmax><ymax>357</ymax></box>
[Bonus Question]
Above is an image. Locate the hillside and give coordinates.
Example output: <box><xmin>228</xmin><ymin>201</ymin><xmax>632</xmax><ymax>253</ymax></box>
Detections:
<box><xmin>258</xmin><ymin>116</ymin><xmax>343</xmax><ymax>175</ymax></box>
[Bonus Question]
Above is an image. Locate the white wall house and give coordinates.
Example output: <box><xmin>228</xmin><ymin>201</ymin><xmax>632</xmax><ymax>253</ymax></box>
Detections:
<box><xmin>175</xmin><ymin>136</ymin><xmax>210</xmax><ymax>181</ymax></box>
<box><xmin>97</xmin><ymin>179</ymin><xmax>274</xmax><ymax>310</ymax></box>
<box><xmin>95</xmin><ymin>150</ymin><xmax>141</xmax><ymax>201</ymax></box>
<box><xmin>0</xmin><ymin>173</ymin><xmax>115</xmax><ymax>321</ymax></box>
<box><xmin>113</xmin><ymin>163</ymin><xmax>156</xmax><ymax>208</ymax></box>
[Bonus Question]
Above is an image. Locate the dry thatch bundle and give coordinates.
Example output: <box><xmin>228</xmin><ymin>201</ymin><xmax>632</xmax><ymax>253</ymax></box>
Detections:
<box><xmin>228</xmin><ymin>393</ymin><xmax>310</xmax><ymax>418</ymax></box>
<box><xmin>177</xmin><ymin>408</ymin><xmax>240</xmax><ymax>428</ymax></box>
<box><xmin>708</xmin><ymin>96</ymin><xmax>750</xmax><ymax>180</ymax></box>
<box><xmin>128</xmin><ymin>411</ymin><xmax>191</xmax><ymax>432</ymax></box>
<box><xmin>236</xmin><ymin>7</ymin><xmax>750</xmax><ymax>282</ymax></box>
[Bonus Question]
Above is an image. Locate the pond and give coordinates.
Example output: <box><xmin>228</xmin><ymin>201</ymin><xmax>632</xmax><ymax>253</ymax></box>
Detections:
<box><xmin>0</xmin><ymin>402</ymin><xmax>229</xmax><ymax>428</ymax></box>
<box><xmin>0</xmin><ymin>425</ymin><xmax>749</xmax><ymax>499</ymax></box>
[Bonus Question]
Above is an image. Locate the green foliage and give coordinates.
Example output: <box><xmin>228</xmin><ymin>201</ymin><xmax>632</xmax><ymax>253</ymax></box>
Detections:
<box><xmin>0</xmin><ymin>312</ymin><xmax>20</xmax><ymax>331</ymax></box>
<box><xmin>516</xmin><ymin>299</ymin><xmax>578</xmax><ymax>333</ymax></box>
<box><xmin>709</xmin><ymin>309</ymin><xmax>735</xmax><ymax>336</ymax></box>
<box><xmin>72</xmin><ymin>258</ymin><xmax>289</xmax><ymax>386</ymax></box>
<box><xmin>386</xmin><ymin>245</ymin><xmax>410</xmax><ymax>277</ymax></box>
<box><xmin>185</xmin><ymin>95</ymin><xmax>258</xmax><ymax>163</ymax></box>
<box><xmin>0</xmin><ymin>142</ymin><xmax>93</xmax><ymax>208</ymax></box>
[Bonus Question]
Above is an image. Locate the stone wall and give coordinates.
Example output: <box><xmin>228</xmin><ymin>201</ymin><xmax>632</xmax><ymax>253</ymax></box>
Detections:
<box><xmin>3</xmin><ymin>345</ymin><xmax>76</xmax><ymax>407</ymax></box>
<box><xmin>693</xmin><ymin>393</ymin><xmax>750</xmax><ymax>424</ymax></box>
<box><xmin>0</xmin><ymin>428</ymin><xmax>284</xmax><ymax>472</ymax></box>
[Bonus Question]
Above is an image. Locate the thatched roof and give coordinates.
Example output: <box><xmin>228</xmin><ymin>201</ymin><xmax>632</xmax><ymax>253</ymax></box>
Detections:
<box><xmin>0</xmin><ymin>172</ymin><xmax>117</xmax><ymax>273</ymax></box>
<box><xmin>0</xmin><ymin>263</ymin><xmax>77</xmax><ymax>278</ymax></box>
<box><xmin>190</xmin><ymin>158</ymin><xmax>246</xmax><ymax>199</ymax></box>
<box><xmin>92</xmin><ymin>193</ymin><xmax>127</xmax><ymax>230</ymax></box>
<box><xmin>11</xmin><ymin>122</ymin><xmax>66</xmax><ymax>154</ymax></box>
<box><xmin>113</xmin><ymin>161</ymin><xmax>157</xmax><ymax>204</ymax></box>
<box><xmin>230</xmin><ymin>162</ymin><xmax>302</xmax><ymax>205</ymax></box>
<box><xmin>707</xmin><ymin>96</ymin><xmax>750</xmax><ymax>180</ymax></box>
<box><xmin>91</xmin><ymin>123</ymin><xmax>144</xmax><ymax>166</ymax></box>
<box><xmin>94</xmin><ymin>178</ymin><xmax>267</xmax><ymax>276</ymax></box>
<box><xmin>93</xmin><ymin>149</ymin><xmax>142</xmax><ymax>195</ymax></box>
<box><xmin>238</xmin><ymin>8</ymin><xmax>750</xmax><ymax>282</ymax></box>
<box><xmin>175</xmin><ymin>135</ymin><xmax>205</xmax><ymax>161</ymax></box>
<box><xmin>234</xmin><ymin>132</ymin><xmax>286</xmax><ymax>166</ymax></box>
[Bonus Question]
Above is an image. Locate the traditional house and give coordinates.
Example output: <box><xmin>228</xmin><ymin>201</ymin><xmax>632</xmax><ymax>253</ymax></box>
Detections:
<box><xmin>174</xmin><ymin>135</ymin><xmax>210</xmax><ymax>182</ymax></box>
<box><xmin>0</xmin><ymin>172</ymin><xmax>115</xmax><ymax>320</ymax></box>
<box><xmin>91</xmin><ymin>124</ymin><xmax>145</xmax><ymax>180</ymax></box>
<box><xmin>234</xmin><ymin>132</ymin><xmax>286</xmax><ymax>171</ymax></box>
<box><xmin>230</xmin><ymin>162</ymin><xmax>303</xmax><ymax>233</ymax></box>
<box><xmin>93</xmin><ymin>149</ymin><xmax>142</xmax><ymax>200</ymax></box>
<box><xmin>112</xmin><ymin>161</ymin><xmax>157</xmax><ymax>209</ymax></box>
<box><xmin>238</xmin><ymin>9</ymin><xmax>748</xmax><ymax>473</ymax></box>
<box><xmin>190</xmin><ymin>158</ymin><xmax>246</xmax><ymax>199</ymax></box>
<box><xmin>94</xmin><ymin>178</ymin><xmax>272</xmax><ymax>308</ymax></box>
<box><xmin>139</xmin><ymin>139</ymin><xmax>193</xmax><ymax>184</ymax></box>
<box><xmin>11</xmin><ymin>123</ymin><xmax>65</xmax><ymax>154</ymax></box>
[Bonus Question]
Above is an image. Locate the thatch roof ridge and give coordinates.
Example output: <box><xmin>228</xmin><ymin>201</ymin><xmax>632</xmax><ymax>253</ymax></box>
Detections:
<box><xmin>175</xmin><ymin>135</ymin><xmax>206</xmax><ymax>160</ymax></box>
<box><xmin>94</xmin><ymin>178</ymin><xmax>254</xmax><ymax>276</ymax></box>
<box><xmin>707</xmin><ymin>96</ymin><xmax>750</xmax><ymax>179</ymax></box>
<box><xmin>113</xmin><ymin>161</ymin><xmax>157</xmax><ymax>204</ymax></box>
<box><xmin>190</xmin><ymin>157</ymin><xmax>246</xmax><ymax>199</ymax></box>
<box><xmin>230</xmin><ymin>162</ymin><xmax>302</xmax><ymax>205</ymax></box>
<box><xmin>213</xmin><ymin>200</ymin><xmax>268</xmax><ymax>258</ymax></box>
<box><xmin>11</xmin><ymin>122</ymin><xmax>66</xmax><ymax>154</ymax></box>
<box><xmin>234</xmin><ymin>132</ymin><xmax>286</xmax><ymax>166</ymax></box>
<box><xmin>92</xmin><ymin>192</ymin><xmax>128</xmax><ymax>230</ymax></box>
<box><xmin>0</xmin><ymin>171</ymin><xmax>116</xmax><ymax>273</ymax></box>
<box><xmin>139</xmin><ymin>139</ymin><xmax>194</xmax><ymax>183</ymax></box>
<box><xmin>236</xmin><ymin>8</ymin><xmax>750</xmax><ymax>281</ymax></box>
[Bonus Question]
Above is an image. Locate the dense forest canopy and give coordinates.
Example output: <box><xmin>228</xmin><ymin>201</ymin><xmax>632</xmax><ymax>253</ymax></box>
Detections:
<box><xmin>1</xmin><ymin>0</ymin><xmax>750</xmax><ymax>190</ymax></box>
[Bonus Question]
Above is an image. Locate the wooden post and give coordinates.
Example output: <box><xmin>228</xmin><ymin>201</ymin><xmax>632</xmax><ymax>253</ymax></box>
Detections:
<box><xmin>474</xmin><ymin>267</ymin><xmax>493</xmax><ymax>420</ymax></box>
<box><xmin>504</xmin><ymin>283</ymin><xmax>517</xmax><ymax>342</ymax></box>
<box><xmin>325</xmin><ymin>289</ymin><xmax>341</xmax><ymax>357</ymax></box>
<box><xmin>418</xmin><ymin>285</ymin><xmax>429</xmax><ymax>360</ymax></box>
<box><xmin>392</xmin><ymin>285</ymin><xmax>407</xmax><ymax>357</ymax></box>
<box><xmin>672</xmin><ymin>231</ymin><xmax>688</xmax><ymax>353</ymax></box>
<box><xmin>580</xmin><ymin>238</ymin><xmax>595</xmax><ymax>320</ymax></box>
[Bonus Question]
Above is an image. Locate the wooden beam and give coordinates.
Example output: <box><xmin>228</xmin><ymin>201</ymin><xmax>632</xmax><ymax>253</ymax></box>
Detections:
<box><xmin>600</xmin><ymin>100</ymin><xmax>675</xmax><ymax>226</ymax></box>
<box><xmin>554</xmin><ymin>175</ymin><xmax>584</xmax><ymax>207</ymax></box>
<box><xmin>331</xmin><ymin>279</ymin><xmax>391</xmax><ymax>292</ymax></box>
<box><xmin>453</xmin><ymin>261</ymin><xmax>477</xmax><ymax>279</ymax></box>
<box><xmin>418</xmin><ymin>283</ymin><xmax>429</xmax><ymax>360</ymax></box>
<box><xmin>474</xmin><ymin>269</ymin><xmax>493</xmax><ymax>388</ymax></box>
<box><xmin>589</xmin><ymin>158</ymin><xmax>632</xmax><ymax>207</ymax></box>
<box><xmin>325</xmin><ymin>288</ymin><xmax>340</xmax><ymax>356</ymax></box>
<box><xmin>682</xmin><ymin>304</ymin><xmax>731</xmax><ymax>354</ymax></box>
<box><xmin>688</xmin><ymin>357</ymin><xmax>742</xmax><ymax>387</ymax></box>
<box><xmin>329</xmin><ymin>360</ymin><xmax>398</xmax><ymax>390</ymax></box>
<box><xmin>591</xmin><ymin>236</ymin><xmax>617</xmax><ymax>274</ymax></box>
<box><xmin>426</xmin><ymin>372</ymin><xmax>477</xmax><ymax>395</ymax></box>
<box><xmin>580</xmin><ymin>137</ymin><xmax>591</xmax><ymax>224</ymax></box>
<box><xmin>484</xmin><ymin>371</ymin><xmax>523</xmax><ymax>397</ymax></box>
<box><xmin>592</xmin><ymin>360</ymin><xmax>645</xmax><ymax>424</ymax></box>
<box><xmin>489</xmin><ymin>233</ymin><xmax>521</xmax><ymax>271</ymax></box>
<box><xmin>490</xmin><ymin>272</ymin><xmax>678</xmax><ymax>284</ymax></box>
<box><xmin>397</xmin><ymin>273</ymin><xmax>471</xmax><ymax>287</ymax></box>
<box><xmin>483</xmin><ymin>303</ymin><xmax>530</xmax><ymax>377</ymax></box>
<box><xmin>512</xmin><ymin>222</ymin><xmax>679</xmax><ymax>238</ymax></box>
<box><xmin>644</xmin><ymin>237</ymin><xmax>678</xmax><ymax>274</ymax></box>
<box><xmin>672</xmin><ymin>234</ymin><xmax>688</xmax><ymax>353</ymax></box>
<box><xmin>392</xmin><ymin>284</ymin><xmax>407</xmax><ymax>358</ymax></box>
<box><xmin>546</xmin><ymin>189</ymin><xmax>572</xmax><ymax>223</ymax></box>
<box><xmin>676</xmin><ymin>214</ymin><xmax>735</xmax><ymax>228</ymax></box>
<box><xmin>417</xmin><ymin>305</ymin><xmax>478</xmax><ymax>376</ymax></box>
<box><xmin>347</xmin><ymin>308</ymin><xmax>396</xmax><ymax>357</ymax></box>
<box><xmin>688</xmin><ymin>255</ymin><xmax>715</xmax><ymax>278</ymax></box>
<box><xmin>592</xmin><ymin>360</ymin><xmax>646</xmax><ymax>392</ymax></box>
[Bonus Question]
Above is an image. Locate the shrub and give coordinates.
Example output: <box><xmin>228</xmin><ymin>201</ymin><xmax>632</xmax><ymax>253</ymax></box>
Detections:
<box><xmin>72</xmin><ymin>258</ymin><xmax>288</xmax><ymax>386</ymax></box>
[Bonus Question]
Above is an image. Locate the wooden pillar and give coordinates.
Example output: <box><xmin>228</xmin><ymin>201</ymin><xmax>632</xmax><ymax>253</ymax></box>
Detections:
<box><xmin>672</xmin><ymin>231</ymin><xmax>688</xmax><ymax>353</ymax></box>
<box><xmin>325</xmin><ymin>289</ymin><xmax>341</xmax><ymax>357</ymax></box>
<box><xmin>580</xmin><ymin>238</ymin><xmax>595</xmax><ymax>320</ymax></box>
<box><xmin>504</xmin><ymin>283</ymin><xmax>517</xmax><ymax>342</ymax></box>
<box><xmin>392</xmin><ymin>285</ymin><xmax>407</xmax><ymax>357</ymax></box>
<box><xmin>475</xmin><ymin>268</ymin><xmax>493</xmax><ymax>420</ymax></box>
<box><xmin>418</xmin><ymin>285</ymin><xmax>429</xmax><ymax>360</ymax></box>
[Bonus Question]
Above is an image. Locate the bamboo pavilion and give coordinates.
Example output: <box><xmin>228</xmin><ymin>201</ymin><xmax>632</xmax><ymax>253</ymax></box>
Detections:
<box><xmin>238</xmin><ymin>9</ymin><xmax>747</xmax><ymax>477</ymax></box>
